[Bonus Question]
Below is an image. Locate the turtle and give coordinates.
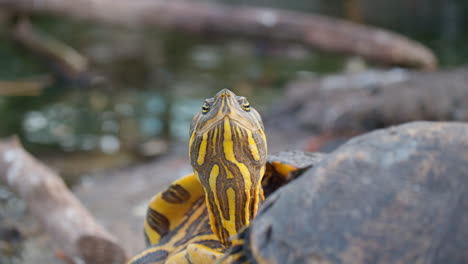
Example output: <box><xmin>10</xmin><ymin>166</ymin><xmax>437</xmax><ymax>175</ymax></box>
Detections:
<box><xmin>128</xmin><ymin>89</ymin><xmax>322</xmax><ymax>264</ymax></box>
<box><xmin>128</xmin><ymin>93</ymin><xmax>468</xmax><ymax>264</ymax></box>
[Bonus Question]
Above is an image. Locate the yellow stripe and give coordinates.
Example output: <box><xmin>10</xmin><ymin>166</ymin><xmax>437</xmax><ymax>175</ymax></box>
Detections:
<box><xmin>223</xmin><ymin>117</ymin><xmax>252</xmax><ymax>226</ymax></box>
<box><xmin>213</xmin><ymin>127</ymin><xmax>218</xmax><ymax>148</ymax></box>
<box><xmin>259</xmin><ymin>129</ymin><xmax>267</xmax><ymax>150</ymax></box>
<box><xmin>247</xmin><ymin>131</ymin><xmax>260</xmax><ymax>161</ymax></box>
<box><xmin>223</xmin><ymin>118</ymin><xmax>235</xmax><ymax>161</ymax></box>
<box><xmin>259</xmin><ymin>166</ymin><xmax>265</xmax><ymax>183</ymax></box>
<box><xmin>208</xmin><ymin>165</ymin><xmax>220</xmax><ymax>194</ymax></box>
<box><xmin>235</xmin><ymin>125</ymin><xmax>242</xmax><ymax>138</ymax></box>
<box><xmin>189</xmin><ymin>132</ymin><xmax>196</xmax><ymax>152</ymax></box>
<box><xmin>226</xmin><ymin>168</ymin><xmax>234</xmax><ymax>179</ymax></box>
<box><xmin>225</xmin><ymin>187</ymin><xmax>237</xmax><ymax>232</ymax></box>
<box><xmin>208</xmin><ymin>165</ymin><xmax>220</xmax><ymax>236</ymax></box>
<box><xmin>272</xmin><ymin>161</ymin><xmax>297</xmax><ymax>176</ymax></box>
<box><xmin>197</xmin><ymin>132</ymin><xmax>208</xmax><ymax>165</ymax></box>
<box><xmin>188</xmin><ymin>113</ymin><xmax>200</xmax><ymax>151</ymax></box>
<box><xmin>143</xmin><ymin>218</ymin><xmax>160</xmax><ymax>244</ymax></box>
<box><xmin>144</xmin><ymin>174</ymin><xmax>205</xmax><ymax>245</ymax></box>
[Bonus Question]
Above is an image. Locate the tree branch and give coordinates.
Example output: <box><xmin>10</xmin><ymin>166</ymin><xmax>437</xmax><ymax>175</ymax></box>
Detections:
<box><xmin>0</xmin><ymin>137</ymin><xmax>127</xmax><ymax>264</ymax></box>
<box><xmin>0</xmin><ymin>0</ymin><xmax>437</xmax><ymax>69</ymax></box>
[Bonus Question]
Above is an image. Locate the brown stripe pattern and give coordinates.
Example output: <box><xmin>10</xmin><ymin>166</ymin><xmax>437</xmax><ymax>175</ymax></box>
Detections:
<box><xmin>162</xmin><ymin>184</ymin><xmax>191</xmax><ymax>204</ymax></box>
<box><xmin>131</xmin><ymin>249</ymin><xmax>169</xmax><ymax>264</ymax></box>
<box><xmin>146</xmin><ymin>208</ymin><xmax>170</xmax><ymax>237</ymax></box>
<box><xmin>190</xmin><ymin>118</ymin><xmax>267</xmax><ymax>246</ymax></box>
<box><xmin>131</xmin><ymin>197</ymin><xmax>223</xmax><ymax>264</ymax></box>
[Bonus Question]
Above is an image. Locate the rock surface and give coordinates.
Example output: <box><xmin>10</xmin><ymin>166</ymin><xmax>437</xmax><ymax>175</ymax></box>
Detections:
<box><xmin>249</xmin><ymin>121</ymin><xmax>468</xmax><ymax>264</ymax></box>
<box><xmin>270</xmin><ymin>68</ymin><xmax>468</xmax><ymax>132</ymax></box>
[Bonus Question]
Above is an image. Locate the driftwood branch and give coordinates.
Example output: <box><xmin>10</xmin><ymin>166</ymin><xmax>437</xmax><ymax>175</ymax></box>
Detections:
<box><xmin>8</xmin><ymin>16</ymin><xmax>100</xmax><ymax>86</ymax></box>
<box><xmin>0</xmin><ymin>77</ymin><xmax>51</xmax><ymax>96</ymax></box>
<box><xmin>12</xmin><ymin>17</ymin><xmax>89</xmax><ymax>80</ymax></box>
<box><xmin>1</xmin><ymin>0</ymin><xmax>436</xmax><ymax>69</ymax></box>
<box><xmin>0</xmin><ymin>137</ymin><xmax>127</xmax><ymax>264</ymax></box>
<box><xmin>268</xmin><ymin>67</ymin><xmax>468</xmax><ymax>132</ymax></box>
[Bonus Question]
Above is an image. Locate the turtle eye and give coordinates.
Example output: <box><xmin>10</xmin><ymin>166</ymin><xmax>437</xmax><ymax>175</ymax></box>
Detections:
<box><xmin>242</xmin><ymin>101</ymin><xmax>250</xmax><ymax>112</ymax></box>
<box><xmin>237</xmin><ymin>96</ymin><xmax>251</xmax><ymax>112</ymax></box>
<box><xmin>202</xmin><ymin>102</ymin><xmax>211</xmax><ymax>114</ymax></box>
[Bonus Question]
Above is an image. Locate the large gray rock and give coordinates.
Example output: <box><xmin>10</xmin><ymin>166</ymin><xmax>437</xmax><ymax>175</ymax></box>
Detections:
<box><xmin>248</xmin><ymin>121</ymin><xmax>468</xmax><ymax>264</ymax></box>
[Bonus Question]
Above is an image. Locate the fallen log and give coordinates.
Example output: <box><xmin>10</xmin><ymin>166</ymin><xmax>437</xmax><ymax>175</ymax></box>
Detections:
<box><xmin>268</xmin><ymin>67</ymin><xmax>468</xmax><ymax>133</ymax></box>
<box><xmin>0</xmin><ymin>137</ymin><xmax>127</xmax><ymax>264</ymax></box>
<box><xmin>1</xmin><ymin>0</ymin><xmax>436</xmax><ymax>69</ymax></box>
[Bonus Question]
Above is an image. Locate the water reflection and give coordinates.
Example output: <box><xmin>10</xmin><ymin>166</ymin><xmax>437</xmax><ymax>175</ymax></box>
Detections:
<box><xmin>20</xmin><ymin>92</ymin><xmax>203</xmax><ymax>153</ymax></box>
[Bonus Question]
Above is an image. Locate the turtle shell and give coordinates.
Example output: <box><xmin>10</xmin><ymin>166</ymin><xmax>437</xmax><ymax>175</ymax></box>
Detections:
<box><xmin>263</xmin><ymin>151</ymin><xmax>324</xmax><ymax>196</ymax></box>
<box><xmin>243</xmin><ymin>122</ymin><xmax>468</xmax><ymax>264</ymax></box>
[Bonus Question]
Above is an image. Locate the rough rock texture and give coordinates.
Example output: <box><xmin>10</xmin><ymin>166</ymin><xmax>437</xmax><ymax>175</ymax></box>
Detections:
<box><xmin>249</xmin><ymin>121</ymin><xmax>468</xmax><ymax>264</ymax></box>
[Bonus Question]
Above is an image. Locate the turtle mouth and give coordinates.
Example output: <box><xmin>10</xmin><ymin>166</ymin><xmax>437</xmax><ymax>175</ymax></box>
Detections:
<box><xmin>196</xmin><ymin>114</ymin><xmax>254</xmax><ymax>135</ymax></box>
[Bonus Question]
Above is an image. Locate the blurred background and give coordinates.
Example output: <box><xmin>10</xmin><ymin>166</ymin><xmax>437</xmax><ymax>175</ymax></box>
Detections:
<box><xmin>0</xmin><ymin>0</ymin><xmax>467</xmax><ymax>179</ymax></box>
<box><xmin>0</xmin><ymin>0</ymin><xmax>467</xmax><ymax>263</ymax></box>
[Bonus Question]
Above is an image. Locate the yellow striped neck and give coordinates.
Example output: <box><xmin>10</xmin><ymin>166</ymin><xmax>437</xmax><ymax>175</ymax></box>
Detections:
<box><xmin>189</xmin><ymin>89</ymin><xmax>267</xmax><ymax>247</ymax></box>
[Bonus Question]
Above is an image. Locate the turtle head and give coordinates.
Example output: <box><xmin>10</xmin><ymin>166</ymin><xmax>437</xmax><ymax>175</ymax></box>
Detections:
<box><xmin>189</xmin><ymin>89</ymin><xmax>265</xmax><ymax>137</ymax></box>
<box><xmin>189</xmin><ymin>89</ymin><xmax>267</xmax><ymax>246</ymax></box>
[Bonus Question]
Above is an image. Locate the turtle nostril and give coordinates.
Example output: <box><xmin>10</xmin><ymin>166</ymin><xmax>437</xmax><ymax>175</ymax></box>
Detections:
<box><xmin>220</xmin><ymin>91</ymin><xmax>231</xmax><ymax>98</ymax></box>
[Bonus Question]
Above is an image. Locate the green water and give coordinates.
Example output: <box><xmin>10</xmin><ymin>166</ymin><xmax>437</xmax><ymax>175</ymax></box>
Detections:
<box><xmin>0</xmin><ymin>1</ymin><xmax>467</xmax><ymax>156</ymax></box>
